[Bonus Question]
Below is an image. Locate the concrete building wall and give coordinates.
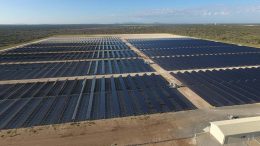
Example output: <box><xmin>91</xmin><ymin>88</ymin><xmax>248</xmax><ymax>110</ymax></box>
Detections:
<box><xmin>210</xmin><ymin>117</ymin><xmax>260</xmax><ymax>145</ymax></box>
<box><xmin>210</xmin><ymin>123</ymin><xmax>225</xmax><ymax>144</ymax></box>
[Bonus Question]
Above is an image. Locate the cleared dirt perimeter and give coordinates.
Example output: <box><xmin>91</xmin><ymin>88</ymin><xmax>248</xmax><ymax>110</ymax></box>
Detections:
<box><xmin>1</xmin><ymin>104</ymin><xmax>260</xmax><ymax>146</ymax></box>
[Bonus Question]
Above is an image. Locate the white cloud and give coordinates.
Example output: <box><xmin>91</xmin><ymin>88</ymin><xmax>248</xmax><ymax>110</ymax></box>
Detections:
<box><xmin>129</xmin><ymin>4</ymin><xmax>260</xmax><ymax>19</ymax></box>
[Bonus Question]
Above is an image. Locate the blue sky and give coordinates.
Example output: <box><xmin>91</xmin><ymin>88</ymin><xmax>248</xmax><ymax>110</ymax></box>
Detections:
<box><xmin>0</xmin><ymin>0</ymin><xmax>260</xmax><ymax>24</ymax></box>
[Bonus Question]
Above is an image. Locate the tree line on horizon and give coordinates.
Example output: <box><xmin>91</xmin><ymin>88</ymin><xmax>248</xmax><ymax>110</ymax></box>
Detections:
<box><xmin>0</xmin><ymin>24</ymin><xmax>260</xmax><ymax>49</ymax></box>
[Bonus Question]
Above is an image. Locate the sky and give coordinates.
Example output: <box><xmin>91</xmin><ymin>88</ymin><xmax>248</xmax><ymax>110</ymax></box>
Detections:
<box><xmin>0</xmin><ymin>0</ymin><xmax>260</xmax><ymax>24</ymax></box>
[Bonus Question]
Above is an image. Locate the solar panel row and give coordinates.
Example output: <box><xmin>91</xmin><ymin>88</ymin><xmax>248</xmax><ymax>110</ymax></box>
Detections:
<box><xmin>0</xmin><ymin>59</ymin><xmax>153</xmax><ymax>80</ymax></box>
<box><xmin>0</xmin><ymin>50</ymin><xmax>138</xmax><ymax>63</ymax></box>
<box><xmin>140</xmin><ymin>46</ymin><xmax>260</xmax><ymax>57</ymax></box>
<box><xmin>7</xmin><ymin>45</ymin><xmax>130</xmax><ymax>53</ymax></box>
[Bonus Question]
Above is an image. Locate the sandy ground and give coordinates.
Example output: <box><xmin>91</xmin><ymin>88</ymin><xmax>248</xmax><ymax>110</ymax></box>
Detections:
<box><xmin>119</xmin><ymin>33</ymin><xmax>186</xmax><ymax>39</ymax></box>
<box><xmin>1</xmin><ymin>104</ymin><xmax>260</xmax><ymax>146</ymax></box>
<box><xmin>52</xmin><ymin>33</ymin><xmax>186</xmax><ymax>39</ymax></box>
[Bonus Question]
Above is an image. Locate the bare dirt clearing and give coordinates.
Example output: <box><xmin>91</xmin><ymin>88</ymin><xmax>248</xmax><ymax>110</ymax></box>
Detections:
<box><xmin>1</xmin><ymin>104</ymin><xmax>260</xmax><ymax>146</ymax></box>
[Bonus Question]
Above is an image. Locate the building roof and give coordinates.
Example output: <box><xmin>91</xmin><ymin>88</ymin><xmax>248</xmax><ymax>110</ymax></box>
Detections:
<box><xmin>210</xmin><ymin>116</ymin><xmax>260</xmax><ymax>136</ymax></box>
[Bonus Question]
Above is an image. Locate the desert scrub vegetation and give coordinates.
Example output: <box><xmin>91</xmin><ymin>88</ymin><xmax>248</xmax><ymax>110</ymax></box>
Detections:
<box><xmin>0</xmin><ymin>24</ymin><xmax>259</xmax><ymax>49</ymax></box>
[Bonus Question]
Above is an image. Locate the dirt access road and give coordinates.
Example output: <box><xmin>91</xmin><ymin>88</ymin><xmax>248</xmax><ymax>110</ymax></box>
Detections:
<box><xmin>1</xmin><ymin>104</ymin><xmax>260</xmax><ymax>146</ymax></box>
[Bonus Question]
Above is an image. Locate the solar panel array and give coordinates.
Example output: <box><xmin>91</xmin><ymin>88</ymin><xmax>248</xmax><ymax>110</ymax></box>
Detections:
<box><xmin>129</xmin><ymin>39</ymin><xmax>260</xmax><ymax>71</ymax></box>
<box><xmin>173</xmin><ymin>68</ymin><xmax>260</xmax><ymax>107</ymax></box>
<box><xmin>0</xmin><ymin>37</ymin><xmax>196</xmax><ymax>129</ymax></box>
<box><xmin>0</xmin><ymin>74</ymin><xmax>195</xmax><ymax>129</ymax></box>
<box><xmin>2</xmin><ymin>36</ymin><xmax>260</xmax><ymax>130</ymax></box>
<box><xmin>129</xmin><ymin>38</ymin><xmax>260</xmax><ymax>108</ymax></box>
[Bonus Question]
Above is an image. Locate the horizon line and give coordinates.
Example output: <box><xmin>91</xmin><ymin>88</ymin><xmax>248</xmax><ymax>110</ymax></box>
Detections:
<box><xmin>1</xmin><ymin>23</ymin><xmax>260</xmax><ymax>25</ymax></box>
